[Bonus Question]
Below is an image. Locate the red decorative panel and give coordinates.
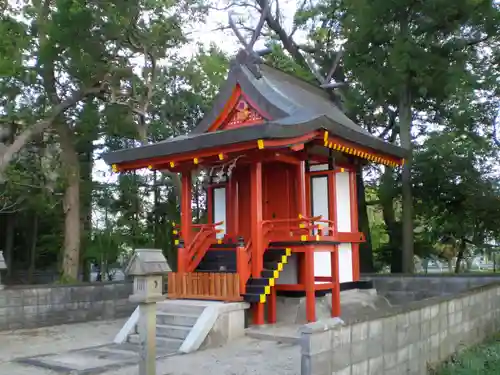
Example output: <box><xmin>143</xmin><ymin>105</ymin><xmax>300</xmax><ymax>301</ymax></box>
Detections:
<box><xmin>221</xmin><ymin>97</ymin><xmax>265</xmax><ymax>130</ymax></box>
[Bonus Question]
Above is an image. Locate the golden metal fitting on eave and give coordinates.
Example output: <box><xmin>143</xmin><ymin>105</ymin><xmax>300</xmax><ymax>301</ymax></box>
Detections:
<box><xmin>324</xmin><ymin>136</ymin><xmax>402</xmax><ymax>167</ymax></box>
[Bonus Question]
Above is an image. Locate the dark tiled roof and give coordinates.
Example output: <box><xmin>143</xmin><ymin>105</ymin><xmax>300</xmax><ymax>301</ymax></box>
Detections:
<box><xmin>103</xmin><ymin>54</ymin><xmax>407</xmax><ymax>166</ymax></box>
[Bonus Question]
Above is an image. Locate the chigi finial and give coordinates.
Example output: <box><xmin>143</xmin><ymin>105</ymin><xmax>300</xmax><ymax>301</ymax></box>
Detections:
<box><xmin>227</xmin><ymin>1</ymin><xmax>272</xmax><ymax>78</ymax></box>
<box><xmin>227</xmin><ymin>0</ymin><xmax>346</xmax><ymax>92</ymax></box>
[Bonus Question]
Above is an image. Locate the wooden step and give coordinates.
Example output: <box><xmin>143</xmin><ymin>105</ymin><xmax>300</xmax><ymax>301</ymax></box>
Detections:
<box><xmin>209</xmin><ymin>243</ymin><xmax>238</xmax><ymax>249</ymax></box>
<box><xmin>245</xmin><ymin>284</ymin><xmax>269</xmax><ymax>295</ymax></box>
<box><xmin>263</xmin><ymin>248</ymin><xmax>288</xmax><ymax>261</ymax></box>
<box><xmin>247</xmin><ymin>277</ymin><xmax>271</xmax><ymax>286</ymax></box>
<box><xmin>197</xmin><ymin>260</ymin><xmax>236</xmax><ymax>272</ymax></box>
<box><xmin>194</xmin><ymin>269</ymin><xmax>237</xmax><ymax>273</ymax></box>
<box><xmin>261</xmin><ymin>269</ymin><xmax>279</xmax><ymax>279</ymax></box>
<box><xmin>243</xmin><ymin>293</ymin><xmax>265</xmax><ymax>303</ymax></box>
<box><xmin>263</xmin><ymin>261</ymin><xmax>279</xmax><ymax>271</ymax></box>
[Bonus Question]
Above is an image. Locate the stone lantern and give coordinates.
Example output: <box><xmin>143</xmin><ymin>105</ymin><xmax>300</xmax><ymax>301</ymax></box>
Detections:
<box><xmin>125</xmin><ymin>249</ymin><xmax>170</xmax><ymax>375</ymax></box>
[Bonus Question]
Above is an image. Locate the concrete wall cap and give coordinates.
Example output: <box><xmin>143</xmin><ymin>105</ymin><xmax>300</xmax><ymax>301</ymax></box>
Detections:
<box><xmin>299</xmin><ymin>317</ymin><xmax>345</xmax><ymax>334</ymax></box>
<box><xmin>340</xmin><ymin>277</ymin><xmax>500</xmax><ymax>325</ymax></box>
<box><xmin>216</xmin><ymin>302</ymin><xmax>250</xmax><ymax>313</ymax></box>
<box><xmin>363</xmin><ymin>273</ymin><xmax>500</xmax><ymax>279</ymax></box>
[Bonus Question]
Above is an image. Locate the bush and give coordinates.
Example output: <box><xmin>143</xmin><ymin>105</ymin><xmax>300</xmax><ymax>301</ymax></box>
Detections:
<box><xmin>430</xmin><ymin>335</ymin><xmax>500</xmax><ymax>375</ymax></box>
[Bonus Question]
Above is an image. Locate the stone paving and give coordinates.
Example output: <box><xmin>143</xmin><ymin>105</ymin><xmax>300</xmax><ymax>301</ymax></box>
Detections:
<box><xmin>16</xmin><ymin>343</ymin><xmax>169</xmax><ymax>374</ymax></box>
<box><xmin>0</xmin><ymin>319</ymin><xmax>300</xmax><ymax>375</ymax></box>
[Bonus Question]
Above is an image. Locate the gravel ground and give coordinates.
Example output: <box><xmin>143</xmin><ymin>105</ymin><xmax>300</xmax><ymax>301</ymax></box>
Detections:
<box><xmin>101</xmin><ymin>338</ymin><xmax>300</xmax><ymax>375</ymax></box>
<box><xmin>151</xmin><ymin>338</ymin><xmax>298</xmax><ymax>375</ymax></box>
<box><xmin>0</xmin><ymin>319</ymin><xmax>127</xmax><ymax>375</ymax></box>
<box><xmin>0</xmin><ymin>319</ymin><xmax>300</xmax><ymax>375</ymax></box>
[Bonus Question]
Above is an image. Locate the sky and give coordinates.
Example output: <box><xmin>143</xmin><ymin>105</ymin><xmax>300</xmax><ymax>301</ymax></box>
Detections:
<box><xmin>92</xmin><ymin>1</ymin><xmax>300</xmax><ymax>187</ymax></box>
<box><xmin>91</xmin><ymin>1</ymin><xmax>301</xmax><ymax>228</ymax></box>
<box><xmin>185</xmin><ymin>0</ymin><xmax>300</xmax><ymax>53</ymax></box>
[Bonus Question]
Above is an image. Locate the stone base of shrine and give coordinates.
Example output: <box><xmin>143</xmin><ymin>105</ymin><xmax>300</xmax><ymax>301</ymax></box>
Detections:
<box><xmin>269</xmin><ymin>288</ymin><xmax>393</xmax><ymax>324</ymax></box>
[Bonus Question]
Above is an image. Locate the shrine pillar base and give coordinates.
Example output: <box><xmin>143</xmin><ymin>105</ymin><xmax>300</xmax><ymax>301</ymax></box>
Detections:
<box><xmin>269</xmin><ymin>288</ymin><xmax>389</xmax><ymax>325</ymax></box>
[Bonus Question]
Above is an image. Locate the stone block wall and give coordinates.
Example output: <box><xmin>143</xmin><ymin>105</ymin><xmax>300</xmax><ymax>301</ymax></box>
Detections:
<box><xmin>0</xmin><ymin>281</ymin><xmax>135</xmax><ymax>331</ymax></box>
<box><xmin>301</xmin><ymin>282</ymin><xmax>500</xmax><ymax>375</ymax></box>
<box><xmin>364</xmin><ymin>274</ymin><xmax>500</xmax><ymax>305</ymax></box>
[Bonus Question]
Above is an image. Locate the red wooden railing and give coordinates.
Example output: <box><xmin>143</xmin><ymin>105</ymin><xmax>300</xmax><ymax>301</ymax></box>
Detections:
<box><xmin>177</xmin><ymin>222</ymin><xmax>224</xmax><ymax>273</ymax></box>
<box><xmin>174</xmin><ymin>216</ymin><xmax>339</xmax><ymax>299</ymax></box>
<box><xmin>262</xmin><ymin>215</ymin><xmax>327</xmax><ymax>241</ymax></box>
<box><xmin>235</xmin><ymin>216</ymin><xmax>332</xmax><ymax>295</ymax></box>
<box><xmin>313</xmin><ymin>218</ymin><xmax>336</xmax><ymax>236</ymax></box>
<box><xmin>236</xmin><ymin>238</ymin><xmax>253</xmax><ymax>294</ymax></box>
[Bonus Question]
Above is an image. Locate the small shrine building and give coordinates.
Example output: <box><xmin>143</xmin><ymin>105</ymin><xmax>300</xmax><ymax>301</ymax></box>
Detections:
<box><xmin>103</xmin><ymin>50</ymin><xmax>407</xmax><ymax>325</ymax></box>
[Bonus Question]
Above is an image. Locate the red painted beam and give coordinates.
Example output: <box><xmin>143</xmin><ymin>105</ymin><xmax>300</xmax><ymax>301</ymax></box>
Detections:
<box><xmin>113</xmin><ymin>132</ymin><xmax>323</xmax><ymax>173</ymax></box>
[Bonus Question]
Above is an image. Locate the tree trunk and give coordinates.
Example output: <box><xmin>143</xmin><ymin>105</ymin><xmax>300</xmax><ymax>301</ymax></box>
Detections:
<box><xmin>379</xmin><ymin>166</ymin><xmax>402</xmax><ymax>273</ymax></box>
<box><xmin>454</xmin><ymin>239</ymin><xmax>467</xmax><ymax>274</ymax></box>
<box><xmin>399</xmin><ymin>87</ymin><xmax>414</xmax><ymax>274</ymax></box>
<box><xmin>356</xmin><ymin>165</ymin><xmax>374</xmax><ymax>272</ymax></box>
<box><xmin>4</xmin><ymin>215</ymin><xmax>15</xmax><ymax>281</ymax></box>
<box><xmin>28</xmin><ymin>214</ymin><xmax>38</xmax><ymax>284</ymax></box>
<box><xmin>133</xmin><ymin>170</ymin><xmax>140</xmax><ymax>246</ymax></box>
<box><xmin>58</xmin><ymin>124</ymin><xmax>81</xmax><ymax>281</ymax></box>
<box><xmin>77</xmin><ymin>116</ymin><xmax>96</xmax><ymax>282</ymax></box>
<box><xmin>154</xmin><ymin>170</ymin><xmax>160</xmax><ymax>248</ymax></box>
<box><xmin>447</xmin><ymin>259</ymin><xmax>453</xmax><ymax>273</ymax></box>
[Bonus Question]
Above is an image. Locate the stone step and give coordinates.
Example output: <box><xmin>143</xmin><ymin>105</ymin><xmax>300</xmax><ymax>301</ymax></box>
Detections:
<box><xmin>156</xmin><ymin>312</ymin><xmax>199</xmax><ymax>327</ymax></box>
<box><xmin>157</xmin><ymin>302</ymin><xmax>206</xmax><ymax>316</ymax></box>
<box><xmin>128</xmin><ymin>334</ymin><xmax>184</xmax><ymax>352</ymax></box>
<box><xmin>156</xmin><ymin>324</ymin><xmax>191</xmax><ymax>340</ymax></box>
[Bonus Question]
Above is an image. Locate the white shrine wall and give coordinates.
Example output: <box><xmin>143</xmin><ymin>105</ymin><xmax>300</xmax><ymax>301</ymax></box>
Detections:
<box><xmin>309</xmin><ymin>169</ymin><xmax>354</xmax><ymax>284</ymax></box>
<box><xmin>310</xmin><ymin>172</ymin><xmax>332</xmax><ymax>281</ymax></box>
<box><xmin>335</xmin><ymin>171</ymin><xmax>351</xmax><ymax>232</ymax></box>
<box><xmin>213</xmin><ymin>187</ymin><xmax>226</xmax><ymax>239</ymax></box>
<box><xmin>335</xmin><ymin>171</ymin><xmax>353</xmax><ymax>283</ymax></box>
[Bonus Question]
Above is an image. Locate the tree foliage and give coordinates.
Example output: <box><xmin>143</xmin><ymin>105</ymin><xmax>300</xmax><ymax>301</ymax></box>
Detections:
<box><xmin>224</xmin><ymin>0</ymin><xmax>500</xmax><ymax>272</ymax></box>
<box><xmin>0</xmin><ymin>0</ymin><xmax>229</xmax><ymax>282</ymax></box>
<box><xmin>1</xmin><ymin>0</ymin><xmax>500</xmax><ymax>283</ymax></box>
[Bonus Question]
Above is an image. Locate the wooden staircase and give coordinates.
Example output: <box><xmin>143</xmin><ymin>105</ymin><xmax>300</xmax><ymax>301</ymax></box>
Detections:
<box><xmin>195</xmin><ymin>247</ymin><xmax>237</xmax><ymax>273</ymax></box>
<box><xmin>242</xmin><ymin>248</ymin><xmax>291</xmax><ymax>303</ymax></box>
<box><xmin>193</xmin><ymin>246</ymin><xmax>292</xmax><ymax>304</ymax></box>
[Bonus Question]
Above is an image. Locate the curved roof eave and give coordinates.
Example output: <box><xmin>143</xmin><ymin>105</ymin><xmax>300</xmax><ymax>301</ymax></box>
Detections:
<box><xmin>102</xmin><ymin>114</ymin><xmax>407</xmax><ymax>166</ymax></box>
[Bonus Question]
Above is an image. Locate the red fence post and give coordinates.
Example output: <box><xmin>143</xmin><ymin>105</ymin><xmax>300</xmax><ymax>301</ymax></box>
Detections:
<box><xmin>236</xmin><ymin>237</ymin><xmax>247</xmax><ymax>295</ymax></box>
<box><xmin>177</xmin><ymin>240</ymin><xmax>186</xmax><ymax>273</ymax></box>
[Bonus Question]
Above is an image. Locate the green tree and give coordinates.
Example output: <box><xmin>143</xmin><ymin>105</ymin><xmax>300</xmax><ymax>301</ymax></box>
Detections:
<box><xmin>332</xmin><ymin>0</ymin><xmax>500</xmax><ymax>272</ymax></box>
<box><xmin>413</xmin><ymin>129</ymin><xmax>500</xmax><ymax>272</ymax></box>
<box><xmin>0</xmin><ymin>0</ymin><xmax>207</xmax><ymax>280</ymax></box>
<box><xmin>96</xmin><ymin>47</ymin><xmax>229</xmax><ymax>272</ymax></box>
<box><xmin>234</xmin><ymin>0</ymin><xmax>500</xmax><ymax>273</ymax></box>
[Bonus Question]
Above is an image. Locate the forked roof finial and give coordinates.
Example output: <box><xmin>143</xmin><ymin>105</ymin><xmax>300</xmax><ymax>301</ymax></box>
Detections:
<box><xmin>228</xmin><ymin>1</ymin><xmax>271</xmax><ymax>78</ymax></box>
<box><xmin>228</xmin><ymin>0</ymin><xmax>345</xmax><ymax>92</ymax></box>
